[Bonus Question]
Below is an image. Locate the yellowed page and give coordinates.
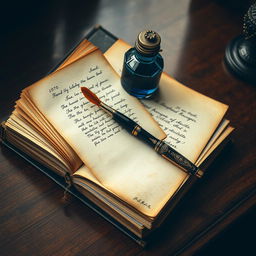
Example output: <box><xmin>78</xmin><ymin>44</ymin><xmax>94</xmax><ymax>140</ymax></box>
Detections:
<box><xmin>6</xmin><ymin>113</ymin><xmax>70</xmax><ymax>169</ymax></box>
<box><xmin>195</xmin><ymin>119</ymin><xmax>230</xmax><ymax>165</ymax></box>
<box><xmin>74</xmin><ymin>164</ymin><xmax>101</xmax><ymax>186</ymax></box>
<box><xmin>15</xmin><ymin>98</ymin><xmax>80</xmax><ymax>171</ymax></box>
<box><xmin>57</xmin><ymin>41</ymin><xmax>97</xmax><ymax>71</ymax></box>
<box><xmin>196</xmin><ymin>126</ymin><xmax>234</xmax><ymax>166</ymax></box>
<box><xmin>5</xmin><ymin>129</ymin><xmax>68</xmax><ymax>176</ymax></box>
<box><xmin>26</xmin><ymin>49</ymin><xmax>183</xmax><ymax>217</ymax></box>
<box><xmin>104</xmin><ymin>39</ymin><xmax>228</xmax><ymax>162</ymax></box>
<box><xmin>58</xmin><ymin>40</ymin><xmax>91</xmax><ymax>69</ymax></box>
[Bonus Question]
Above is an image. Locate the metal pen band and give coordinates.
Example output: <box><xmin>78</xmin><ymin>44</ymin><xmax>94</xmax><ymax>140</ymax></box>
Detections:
<box><xmin>100</xmin><ymin>102</ymin><xmax>115</xmax><ymax>117</ymax></box>
<box><xmin>155</xmin><ymin>140</ymin><xmax>204</xmax><ymax>178</ymax></box>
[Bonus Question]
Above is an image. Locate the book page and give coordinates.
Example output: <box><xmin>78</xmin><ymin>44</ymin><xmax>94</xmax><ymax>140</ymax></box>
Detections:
<box><xmin>25</xmin><ymin>49</ymin><xmax>184</xmax><ymax>217</ymax></box>
<box><xmin>57</xmin><ymin>40</ymin><xmax>98</xmax><ymax>72</ymax></box>
<box><xmin>6</xmin><ymin>112</ymin><xmax>71</xmax><ymax>170</ymax></box>
<box><xmin>196</xmin><ymin>126</ymin><xmax>234</xmax><ymax>166</ymax></box>
<box><xmin>104</xmin><ymin>39</ymin><xmax>228</xmax><ymax>162</ymax></box>
<box><xmin>195</xmin><ymin>119</ymin><xmax>229</xmax><ymax>165</ymax></box>
<box><xmin>5</xmin><ymin>125</ymin><xmax>69</xmax><ymax>175</ymax></box>
<box><xmin>15</xmin><ymin>97</ymin><xmax>81</xmax><ymax>171</ymax></box>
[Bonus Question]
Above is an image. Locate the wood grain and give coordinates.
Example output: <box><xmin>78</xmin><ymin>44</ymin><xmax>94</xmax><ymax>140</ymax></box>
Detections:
<box><xmin>0</xmin><ymin>0</ymin><xmax>255</xmax><ymax>255</ymax></box>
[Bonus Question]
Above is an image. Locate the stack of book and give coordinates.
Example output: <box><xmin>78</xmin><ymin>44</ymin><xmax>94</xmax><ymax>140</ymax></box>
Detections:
<box><xmin>0</xmin><ymin>26</ymin><xmax>233</xmax><ymax>246</ymax></box>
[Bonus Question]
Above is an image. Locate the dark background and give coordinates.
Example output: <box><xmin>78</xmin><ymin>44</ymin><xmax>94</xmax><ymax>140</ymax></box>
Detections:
<box><xmin>0</xmin><ymin>0</ymin><xmax>255</xmax><ymax>255</ymax></box>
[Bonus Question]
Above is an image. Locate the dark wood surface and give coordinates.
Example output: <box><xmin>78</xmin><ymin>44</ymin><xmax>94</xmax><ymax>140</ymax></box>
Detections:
<box><xmin>0</xmin><ymin>0</ymin><xmax>255</xmax><ymax>255</ymax></box>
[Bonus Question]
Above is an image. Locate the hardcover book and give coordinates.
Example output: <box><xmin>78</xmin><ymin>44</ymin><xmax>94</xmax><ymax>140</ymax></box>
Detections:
<box><xmin>0</xmin><ymin>25</ymin><xmax>233</xmax><ymax>246</ymax></box>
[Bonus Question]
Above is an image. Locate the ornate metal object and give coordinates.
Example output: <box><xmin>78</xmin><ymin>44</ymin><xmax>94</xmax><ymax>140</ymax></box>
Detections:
<box><xmin>243</xmin><ymin>3</ymin><xmax>256</xmax><ymax>39</ymax></box>
<box><xmin>224</xmin><ymin>2</ymin><xmax>256</xmax><ymax>84</ymax></box>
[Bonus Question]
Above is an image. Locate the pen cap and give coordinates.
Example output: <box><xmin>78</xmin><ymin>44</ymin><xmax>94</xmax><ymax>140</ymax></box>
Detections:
<box><xmin>135</xmin><ymin>30</ymin><xmax>161</xmax><ymax>56</ymax></box>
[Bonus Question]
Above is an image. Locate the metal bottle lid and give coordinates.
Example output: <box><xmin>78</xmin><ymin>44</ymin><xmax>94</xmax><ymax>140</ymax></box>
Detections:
<box><xmin>135</xmin><ymin>30</ymin><xmax>161</xmax><ymax>56</ymax></box>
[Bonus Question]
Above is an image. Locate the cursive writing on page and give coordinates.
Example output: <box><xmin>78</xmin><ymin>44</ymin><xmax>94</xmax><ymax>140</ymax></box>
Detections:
<box><xmin>47</xmin><ymin>65</ymin><xmax>138</xmax><ymax>147</ymax></box>
<box><xmin>142</xmin><ymin>101</ymin><xmax>198</xmax><ymax>150</ymax></box>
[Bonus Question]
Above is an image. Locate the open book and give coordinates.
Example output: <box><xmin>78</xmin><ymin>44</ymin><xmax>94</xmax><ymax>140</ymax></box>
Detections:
<box><xmin>1</xmin><ymin>34</ymin><xmax>233</xmax><ymax>241</ymax></box>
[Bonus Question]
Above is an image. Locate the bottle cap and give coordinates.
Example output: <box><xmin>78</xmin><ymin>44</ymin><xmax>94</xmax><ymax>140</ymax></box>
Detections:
<box><xmin>135</xmin><ymin>30</ymin><xmax>161</xmax><ymax>56</ymax></box>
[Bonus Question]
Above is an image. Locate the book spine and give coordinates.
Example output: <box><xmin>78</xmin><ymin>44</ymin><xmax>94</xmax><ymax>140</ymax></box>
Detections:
<box><xmin>0</xmin><ymin>122</ymin><xmax>6</xmax><ymax>143</ymax></box>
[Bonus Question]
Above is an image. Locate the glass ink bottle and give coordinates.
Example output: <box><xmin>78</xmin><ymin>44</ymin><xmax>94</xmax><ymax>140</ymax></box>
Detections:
<box><xmin>121</xmin><ymin>30</ymin><xmax>164</xmax><ymax>99</ymax></box>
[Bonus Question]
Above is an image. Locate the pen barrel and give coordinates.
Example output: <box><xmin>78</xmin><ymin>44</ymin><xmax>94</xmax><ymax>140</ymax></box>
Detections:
<box><xmin>155</xmin><ymin>141</ymin><xmax>203</xmax><ymax>177</ymax></box>
<box><xmin>132</xmin><ymin>126</ymin><xmax>159</xmax><ymax>148</ymax></box>
<box><xmin>112</xmin><ymin>111</ymin><xmax>158</xmax><ymax>148</ymax></box>
<box><xmin>112</xmin><ymin>111</ymin><xmax>138</xmax><ymax>132</ymax></box>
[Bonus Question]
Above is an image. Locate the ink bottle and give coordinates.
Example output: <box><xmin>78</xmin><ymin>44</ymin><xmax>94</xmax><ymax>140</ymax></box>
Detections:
<box><xmin>121</xmin><ymin>30</ymin><xmax>164</xmax><ymax>98</ymax></box>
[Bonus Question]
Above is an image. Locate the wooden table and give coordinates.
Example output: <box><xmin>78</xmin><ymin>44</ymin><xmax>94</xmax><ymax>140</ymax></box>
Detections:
<box><xmin>0</xmin><ymin>0</ymin><xmax>255</xmax><ymax>255</ymax></box>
